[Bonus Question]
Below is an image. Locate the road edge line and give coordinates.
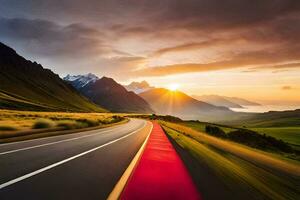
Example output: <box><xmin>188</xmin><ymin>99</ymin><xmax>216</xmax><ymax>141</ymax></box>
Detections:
<box><xmin>0</xmin><ymin>119</ymin><xmax>130</xmax><ymax>145</ymax></box>
<box><xmin>0</xmin><ymin>120</ymin><xmax>135</xmax><ymax>155</ymax></box>
<box><xmin>0</xmin><ymin>121</ymin><xmax>147</xmax><ymax>190</ymax></box>
<box><xmin>107</xmin><ymin>121</ymin><xmax>153</xmax><ymax>200</ymax></box>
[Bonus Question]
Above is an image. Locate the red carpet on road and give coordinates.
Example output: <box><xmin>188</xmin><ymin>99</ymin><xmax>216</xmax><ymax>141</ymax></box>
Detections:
<box><xmin>121</xmin><ymin>122</ymin><xmax>201</xmax><ymax>200</ymax></box>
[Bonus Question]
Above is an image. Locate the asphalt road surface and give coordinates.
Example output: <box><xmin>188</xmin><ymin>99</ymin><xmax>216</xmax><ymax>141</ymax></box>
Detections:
<box><xmin>0</xmin><ymin>119</ymin><xmax>152</xmax><ymax>200</ymax></box>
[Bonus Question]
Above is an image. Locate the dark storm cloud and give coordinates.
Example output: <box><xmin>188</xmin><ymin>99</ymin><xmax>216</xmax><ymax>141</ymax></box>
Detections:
<box><xmin>2</xmin><ymin>0</ymin><xmax>299</xmax><ymax>29</ymax></box>
<box><xmin>152</xmin><ymin>0</ymin><xmax>300</xmax><ymax>30</ymax></box>
<box><xmin>0</xmin><ymin>0</ymin><xmax>300</xmax><ymax>77</ymax></box>
<box><xmin>0</xmin><ymin>17</ymin><xmax>106</xmax><ymax>58</ymax></box>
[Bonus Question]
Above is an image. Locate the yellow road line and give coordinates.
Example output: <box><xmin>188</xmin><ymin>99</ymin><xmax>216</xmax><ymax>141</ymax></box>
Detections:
<box><xmin>107</xmin><ymin>121</ymin><xmax>153</xmax><ymax>200</ymax></box>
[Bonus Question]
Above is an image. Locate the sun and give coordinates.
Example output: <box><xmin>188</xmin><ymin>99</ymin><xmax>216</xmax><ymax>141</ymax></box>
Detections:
<box><xmin>167</xmin><ymin>83</ymin><xmax>180</xmax><ymax>91</ymax></box>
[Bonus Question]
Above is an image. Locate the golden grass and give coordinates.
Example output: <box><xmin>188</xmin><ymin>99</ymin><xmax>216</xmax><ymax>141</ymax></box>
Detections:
<box><xmin>0</xmin><ymin>109</ymin><xmax>117</xmax><ymax>131</ymax></box>
<box><xmin>164</xmin><ymin>126</ymin><xmax>300</xmax><ymax>200</ymax></box>
<box><xmin>0</xmin><ymin>119</ymin><xmax>128</xmax><ymax>144</ymax></box>
<box><xmin>0</xmin><ymin>109</ymin><xmax>127</xmax><ymax>141</ymax></box>
<box><xmin>160</xmin><ymin>121</ymin><xmax>300</xmax><ymax>176</ymax></box>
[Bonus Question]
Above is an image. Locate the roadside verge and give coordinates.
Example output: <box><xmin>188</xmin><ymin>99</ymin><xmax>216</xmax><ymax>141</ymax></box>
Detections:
<box><xmin>0</xmin><ymin>119</ymin><xmax>129</xmax><ymax>144</ymax></box>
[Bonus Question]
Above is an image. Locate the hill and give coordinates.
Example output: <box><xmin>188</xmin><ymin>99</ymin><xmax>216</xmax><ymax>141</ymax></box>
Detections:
<box><xmin>193</xmin><ymin>94</ymin><xmax>260</xmax><ymax>108</ymax></box>
<box><xmin>192</xmin><ymin>95</ymin><xmax>243</xmax><ymax>108</ymax></box>
<box><xmin>66</xmin><ymin>76</ymin><xmax>153</xmax><ymax>113</ymax></box>
<box><xmin>224</xmin><ymin>96</ymin><xmax>260</xmax><ymax>106</ymax></box>
<box><xmin>0</xmin><ymin>42</ymin><xmax>105</xmax><ymax>112</ymax></box>
<box><xmin>139</xmin><ymin>88</ymin><xmax>233</xmax><ymax>121</ymax></box>
<box><xmin>224</xmin><ymin>109</ymin><xmax>300</xmax><ymax>127</ymax></box>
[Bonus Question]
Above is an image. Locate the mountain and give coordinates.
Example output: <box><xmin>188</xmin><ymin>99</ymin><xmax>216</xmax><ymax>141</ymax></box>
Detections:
<box><xmin>224</xmin><ymin>96</ymin><xmax>261</xmax><ymax>106</ymax></box>
<box><xmin>139</xmin><ymin>88</ymin><xmax>233</xmax><ymax>121</ymax></box>
<box><xmin>0</xmin><ymin>42</ymin><xmax>105</xmax><ymax>112</ymax></box>
<box><xmin>65</xmin><ymin>76</ymin><xmax>153</xmax><ymax>113</ymax></box>
<box><xmin>192</xmin><ymin>95</ymin><xmax>243</xmax><ymax>108</ymax></box>
<box><xmin>124</xmin><ymin>81</ymin><xmax>154</xmax><ymax>94</ymax></box>
<box><xmin>63</xmin><ymin>73</ymin><xmax>99</xmax><ymax>89</ymax></box>
<box><xmin>221</xmin><ymin>109</ymin><xmax>300</xmax><ymax>127</ymax></box>
<box><xmin>193</xmin><ymin>95</ymin><xmax>260</xmax><ymax>107</ymax></box>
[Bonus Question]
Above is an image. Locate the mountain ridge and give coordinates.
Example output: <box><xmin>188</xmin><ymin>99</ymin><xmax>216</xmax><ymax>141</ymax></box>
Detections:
<box><xmin>65</xmin><ymin>75</ymin><xmax>154</xmax><ymax>113</ymax></box>
<box><xmin>140</xmin><ymin>88</ymin><xmax>233</xmax><ymax>121</ymax></box>
<box><xmin>64</xmin><ymin>73</ymin><xmax>99</xmax><ymax>89</ymax></box>
<box><xmin>193</xmin><ymin>94</ymin><xmax>260</xmax><ymax>108</ymax></box>
<box><xmin>0</xmin><ymin>42</ymin><xmax>105</xmax><ymax>112</ymax></box>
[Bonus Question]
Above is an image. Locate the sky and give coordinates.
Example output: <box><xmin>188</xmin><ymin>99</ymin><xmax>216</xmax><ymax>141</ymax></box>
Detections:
<box><xmin>0</xmin><ymin>0</ymin><xmax>300</xmax><ymax>104</ymax></box>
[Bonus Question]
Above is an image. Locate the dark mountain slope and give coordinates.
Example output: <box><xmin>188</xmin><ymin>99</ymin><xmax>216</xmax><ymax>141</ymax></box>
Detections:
<box><xmin>140</xmin><ymin>88</ymin><xmax>233</xmax><ymax>120</ymax></box>
<box><xmin>0</xmin><ymin>42</ymin><xmax>105</xmax><ymax>112</ymax></box>
<box><xmin>79</xmin><ymin>77</ymin><xmax>153</xmax><ymax>113</ymax></box>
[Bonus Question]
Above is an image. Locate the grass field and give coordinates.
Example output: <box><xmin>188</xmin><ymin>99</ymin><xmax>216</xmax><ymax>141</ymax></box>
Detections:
<box><xmin>219</xmin><ymin>109</ymin><xmax>300</xmax><ymax>128</ymax></box>
<box><xmin>182</xmin><ymin>120</ymin><xmax>300</xmax><ymax>152</ymax></box>
<box><xmin>0</xmin><ymin>109</ymin><xmax>125</xmax><ymax>140</ymax></box>
<box><xmin>250</xmin><ymin>127</ymin><xmax>300</xmax><ymax>149</ymax></box>
<box><xmin>162</xmin><ymin>122</ymin><xmax>300</xmax><ymax>200</ymax></box>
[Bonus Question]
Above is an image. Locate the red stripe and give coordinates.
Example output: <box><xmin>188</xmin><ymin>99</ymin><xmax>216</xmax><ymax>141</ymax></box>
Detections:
<box><xmin>121</xmin><ymin>122</ymin><xmax>201</xmax><ymax>200</ymax></box>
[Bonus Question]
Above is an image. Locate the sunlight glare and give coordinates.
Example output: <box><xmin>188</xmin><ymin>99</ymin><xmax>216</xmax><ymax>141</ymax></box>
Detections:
<box><xmin>167</xmin><ymin>83</ymin><xmax>180</xmax><ymax>91</ymax></box>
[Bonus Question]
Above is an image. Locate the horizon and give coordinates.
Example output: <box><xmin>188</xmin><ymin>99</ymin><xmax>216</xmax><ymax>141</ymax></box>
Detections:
<box><xmin>1</xmin><ymin>0</ymin><xmax>300</xmax><ymax>106</ymax></box>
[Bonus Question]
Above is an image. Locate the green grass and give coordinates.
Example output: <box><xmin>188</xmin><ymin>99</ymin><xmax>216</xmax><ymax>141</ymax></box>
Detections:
<box><xmin>33</xmin><ymin>119</ymin><xmax>56</xmax><ymax>129</ymax></box>
<box><xmin>221</xmin><ymin>109</ymin><xmax>300</xmax><ymax>127</ymax></box>
<box><xmin>163</xmin><ymin>124</ymin><xmax>300</xmax><ymax>200</ymax></box>
<box><xmin>180</xmin><ymin>121</ymin><xmax>300</xmax><ymax>154</ymax></box>
<box><xmin>0</xmin><ymin>63</ymin><xmax>106</xmax><ymax>112</ymax></box>
<box><xmin>56</xmin><ymin>120</ymin><xmax>88</xmax><ymax>130</ymax></box>
<box><xmin>0</xmin><ymin>125</ymin><xmax>18</xmax><ymax>131</ymax></box>
<box><xmin>250</xmin><ymin>127</ymin><xmax>300</xmax><ymax>147</ymax></box>
<box><xmin>0</xmin><ymin>42</ymin><xmax>106</xmax><ymax>112</ymax></box>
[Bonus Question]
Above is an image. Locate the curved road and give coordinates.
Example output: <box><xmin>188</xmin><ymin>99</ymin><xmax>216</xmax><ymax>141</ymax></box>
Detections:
<box><xmin>0</xmin><ymin>119</ymin><xmax>152</xmax><ymax>200</ymax></box>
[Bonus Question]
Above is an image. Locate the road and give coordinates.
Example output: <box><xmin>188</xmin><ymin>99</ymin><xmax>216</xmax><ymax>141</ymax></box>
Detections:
<box><xmin>0</xmin><ymin>118</ymin><xmax>152</xmax><ymax>200</ymax></box>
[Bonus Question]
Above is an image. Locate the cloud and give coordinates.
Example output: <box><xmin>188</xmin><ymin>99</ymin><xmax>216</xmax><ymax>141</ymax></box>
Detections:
<box><xmin>0</xmin><ymin>17</ymin><xmax>107</xmax><ymax>59</ymax></box>
<box><xmin>151</xmin><ymin>39</ymin><xmax>236</xmax><ymax>57</ymax></box>
<box><xmin>136</xmin><ymin>47</ymin><xmax>300</xmax><ymax>77</ymax></box>
<box><xmin>0</xmin><ymin>1</ymin><xmax>300</xmax><ymax>79</ymax></box>
<box><xmin>281</xmin><ymin>86</ymin><xmax>293</xmax><ymax>90</ymax></box>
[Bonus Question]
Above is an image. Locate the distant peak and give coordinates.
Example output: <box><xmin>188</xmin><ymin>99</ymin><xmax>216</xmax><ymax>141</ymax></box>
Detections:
<box><xmin>125</xmin><ymin>80</ymin><xmax>154</xmax><ymax>94</ymax></box>
<box><xmin>100</xmin><ymin>76</ymin><xmax>115</xmax><ymax>81</ymax></box>
<box><xmin>63</xmin><ymin>73</ymin><xmax>99</xmax><ymax>89</ymax></box>
<box><xmin>141</xmin><ymin>80</ymin><xmax>150</xmax><ymax>87</ymax></box>
<box><xmin>86</xmin><ymin>73</ymin><xmax>98</xmax><ymax>78</ymax></box>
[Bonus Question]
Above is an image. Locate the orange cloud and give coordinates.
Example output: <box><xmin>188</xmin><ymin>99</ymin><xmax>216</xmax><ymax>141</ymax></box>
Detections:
<box><xmin>152</xmin><ymin>38</ymin><xmax>245</xmax><ymax>57</ymax></box>
<box><xmin>281</xmin><ymin>86</ymin><xmax>292</xmax><ymax>90</ymax></box>
<box><xmin>136</xmin><ymin>49</ymin><xmax>300</xmax><ymax>77</ymax></box>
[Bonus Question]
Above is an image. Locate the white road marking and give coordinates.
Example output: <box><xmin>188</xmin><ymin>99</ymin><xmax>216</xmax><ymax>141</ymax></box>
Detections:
<box><xmin>0</xmin><ymin>129</ymin><xmax>110</xmax><ymax>155</ymax></box>
<box><xmin>0</xmin><ymin>124</ymin><xmax>135</xmax><ymax>155</ymax></box>
<box><xmin>0</xmin><ymin>121</ymin><xmax>147</xmax><ymax>190</ymax></box>
<box><xmin>0</xmin><ymin>120</ymin><xmax>142</xmax><ymax>155</ymax></box>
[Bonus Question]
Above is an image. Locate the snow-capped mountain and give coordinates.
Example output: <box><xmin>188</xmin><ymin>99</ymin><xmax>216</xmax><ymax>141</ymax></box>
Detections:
<box><xmin>64</xmin><ymin>75</ymin><xmax>154</xmax><ymax>113</ymax></box>
<box><xmin>64</xmin><ymin>73</ymin><xmax>99</xmax><ymax>89</ymax></box>
<box><xmin>124</xmin><ymin>81</ymin><xmax>154</xmax><ymax>94</ymax></box>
